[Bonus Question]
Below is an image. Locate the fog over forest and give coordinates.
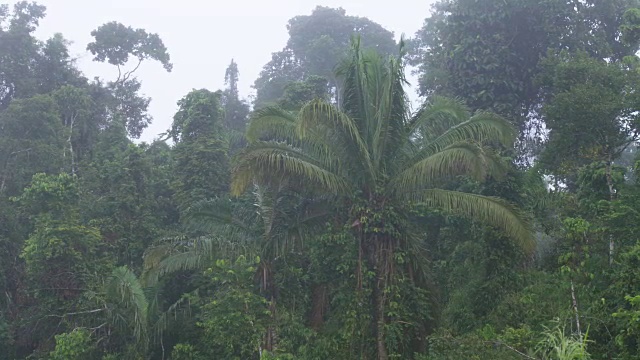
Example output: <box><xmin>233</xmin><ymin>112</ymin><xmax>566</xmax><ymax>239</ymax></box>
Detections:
<box><xmin>2</xmin><ymin>1</ymin><xmax>640</xmax><ymax>359</ymax></box>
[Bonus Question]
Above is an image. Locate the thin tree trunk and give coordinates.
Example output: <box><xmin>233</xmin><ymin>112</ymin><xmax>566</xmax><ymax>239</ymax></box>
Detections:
<box><xmin>68</xmin><ymin>115</ymin><xmax>76</xmax><ymax>175</ymax></box>
<box><xmin>570</xmin><ymin>278</ymin><xmax>581</xmax><ymax>337</ymax></box>
<box><xmin>605</xmin><ymin>155</ymin><xmax>616</xmax><ymax>264</ymax></box>
<box><xmin>357</xmin><ymin>228</ymin><xmax>364</xmax><ymax>290</ymax></box>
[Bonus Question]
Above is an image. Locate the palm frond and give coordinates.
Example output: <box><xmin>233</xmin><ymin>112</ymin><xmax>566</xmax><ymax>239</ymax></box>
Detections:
<box><xmin>298</xmin><ymin>99</ymin><xmax>374</xmax><ymax>180</ymax></box>
<box><xmin>227</xmin><ymin>128</ymin><xmax>248</xmax><ymax>149</ymax></box>
<box><xmin>245</xmin><ymin>106</ymin><xmax>298</xmax><ymax>142</ymax></box>
<box><xmin>231</xmin><ymin>141</ymin><xmax>350</xmax><ymax>196</ymax></box>
<box><xmin>372</xmin><ymin>54</ymin><xmax>411</xmax><ymax>172</ymax></box>
<box><xmin>141</xmin><ymin>241</ymin><xmax>176</xmax><ymax>279</ymax></box>
<box><xmin>390</xmin><ymin>142</ymin><xmax>500</xmax><ymax>192</ymax></box>
<box><xmin>420</xmin><ymin>111</ymin><xmax>516</xmax><ymax>157</ymax></box>
<box><xmin>150</xmin><ymin>291</ymin><xmax>196</xmax><ymax>344</ymax></box>
<box><xmin>105</xmin><ymin>266</ymin><xmax>149</xmax><ymax>343</ymax></box>
<box><xmin>409</xmin><ymin>96</ymin><xmax>471</xmax><ymax>140</ymax></box>
<box><xmin>182</xmin><ymin>198</ymin><xmax>252</xmax><ymax>234</ymax></box>
<box><xmin>142</xmin><ymin>235</ymin><xmax>243</xmax><ymax>285</ymax></box>
<box><xmin>155</xmin><ymin>250</ymin><xmax>206</xmax><ymax>277</ymax></box>
<box><xmin>335</xmin><ymin>35</ymin><xmax>369</xmax><ymax>127</ymax></box>
<box><xmin>407</xmin><ymin>189</ymin><xmax>534</xmax><ymax>251</ymax></box>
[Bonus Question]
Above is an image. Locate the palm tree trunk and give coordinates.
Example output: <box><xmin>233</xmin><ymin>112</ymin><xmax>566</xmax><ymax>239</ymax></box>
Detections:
<box><xmin>372</xmin><ymin>236</ymin><xmax>390</xmax><ymax>360</ymax></box>
<box><xmin>260</xmin><ymin>263</ymin><xmax>277</xmax><ymax>353</ymax></box>
<box><xmin>374</xmin><ymin>281</ymin><xmax>388</xmax><ymax>360</ymax></box>
<box><xmin>265</xmin><ymin>298</ymin><xmax>276</xmax><ymax>352</ymax></box>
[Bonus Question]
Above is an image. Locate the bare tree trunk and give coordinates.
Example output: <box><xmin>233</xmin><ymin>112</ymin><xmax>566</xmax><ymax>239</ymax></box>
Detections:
<box><xmin>605</xmin><ymin>155</ymin><xmax>616</xmax><ymax>264</ymax></box>
<box><xmin>68</xmin><ymin>115</ymin><xmax>76</xmax><ymax>175</ymax></box>
<box><xmin>570</xmin><ymin>278</ymin><xmax>581</xmax><ymax>337</ymax></box>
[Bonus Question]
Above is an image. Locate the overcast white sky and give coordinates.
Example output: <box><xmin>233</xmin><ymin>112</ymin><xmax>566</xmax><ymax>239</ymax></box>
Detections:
<box><xmin>17</xmin><ymin>0</ymin><xmax>435</xmax><ymax>142</ymax></box>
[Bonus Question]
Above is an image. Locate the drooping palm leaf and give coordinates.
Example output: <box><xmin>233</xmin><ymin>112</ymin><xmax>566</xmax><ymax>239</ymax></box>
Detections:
<box><xmin>182</xmin><ymin>197</ymin><xmax>253</xmax><ymax>235</ymax></box>
<box><xmin>406</xmin><ymin>189</ymin><xmax>534</xmax><ymax>251</ymax></box>
<box><xmin>105</xmin><ymin>266</ymin><xmax>149</xmax><ymax>343</ymax></box>
<box><xmin>149</xmin><ymin>292</ymin><xmax>195</xmax><ymax>344</ymax></box>
<box><xmin>245</xmin><ymin>106</ymin><xmax>299</xmax><ymax>143</ymax></box>
<box><xmin>409</xmin><ymin>96</ymin><xmax>471</xmax><ymax>140</ymax></box>
<box><xmin>232</xmin><ymin>141</ymin><xmax>350</xmax><ymax>196</ymax></box>
<box><xmin>416</xmin><ymin>111</ymin><xmax>516</xmax><ymax>158</ymax></box>
<box><xmin>389</xmin><ymin>142</ymin><xmax>499</xmax><ymax>192</ymax></box>
<box><xmin>142</xmin><ymin>234</ymin><xmax>249</xmax><ymax>286</ymax></box>
<box><xmin>298</xmin><ymin>100</ymin><xmax>374</xmax><ymax>181</ymax></box>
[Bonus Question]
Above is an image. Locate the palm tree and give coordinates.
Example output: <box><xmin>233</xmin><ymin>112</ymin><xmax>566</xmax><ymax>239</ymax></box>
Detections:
<box><xmin>232</xmin><ymin>37</ymin><xmax>533</xmax><ymax>359</ymax></box>
<box><xmin>142</xmin><ymin>187</ymin><xmax>327</xmax><ymax>353</ymax></box>
<box><xmin>61</xmin><ymin>266</ymin><xmax>191</xmax><ymax>358</ymax></box>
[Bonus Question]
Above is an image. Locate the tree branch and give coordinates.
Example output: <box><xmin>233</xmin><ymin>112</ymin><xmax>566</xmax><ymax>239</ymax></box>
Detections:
<box><xmin>122</xmin><ymin>58</ymin><xmax>143</xmax><ymax>83</ymax></box>
<box><xmin>43</xmin><ymin>308</ymin><xmax>105</xmax><ymax>319</ymax></box>
<box><xmin>490</xmin><ymin>341</ymin><xmax>539</xmax><ymax>360</ymax></box>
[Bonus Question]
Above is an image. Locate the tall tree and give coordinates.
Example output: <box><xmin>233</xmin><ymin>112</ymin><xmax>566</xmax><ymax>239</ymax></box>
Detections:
<box><xmin>87</xmin><ymin>21</ymin><xmax>172</xmax><ymax>138</ymax></box>
<box><xmin>253</xmin><ymin>6</ymin><xmax>396</xmax><ymax>107</ymax></box>
<box><xmin>52</xmin><ymin>85</ymin><xmax>92</xmax><ymax>175</ymax></box>
<box><xmin>278</xmin><ymin>75</ymin><xmax>329</xmax><ymax>111</ymax></box>
<box><xmin>0</xmin><ymin>94</ymin><xmax>64</xmax><ymax>195</ymax></box>
<box><xmin>409</xmin><ymin>0</ymin><xmax>640</xmax><ymax>155</ymax></box>
<box><xmin>13</xmin><ymin>173</ymin><xmax>104</xmax><ymax>356</ymax></box>
<box><xmin>539</xmin><ymin>53</ymin><xmax>640</xmax><ymax>262</ymax></box>
<box><xmin>222</xmin><ymin>59</ymin><xmax>250</xmax><ymax>132</ymax></box>
<box><xmin>87</xmin><ymin>21</ymin><xmax>172</xmax><ymax>83</ymax></box>
<box><xmin>168</xmin><ymin>89</ymin><xmax>229</xmax><ymax>210</ymax></box>
<box><xmin>234</xmin><ymin>39</ymin><xmax>532</xmax><ymax>359</ymax></box>
<box><xmin>0</xmin><ymin>1</ymin><xmax>46</xmax><ymax>108</ymax></box>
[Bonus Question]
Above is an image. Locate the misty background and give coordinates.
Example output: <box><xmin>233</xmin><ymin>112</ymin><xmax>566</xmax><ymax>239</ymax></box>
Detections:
<box><xmin>22</xmin><ymin>0</ymin><xmax>433</xmax><ymax>142</ymax></box>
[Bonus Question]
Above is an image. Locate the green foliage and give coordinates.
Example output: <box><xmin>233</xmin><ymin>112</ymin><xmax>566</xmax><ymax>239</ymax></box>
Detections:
<box><xmin>279</xmin><ymin>75</ymin><xmax>329</xmax><ymax>111</ymax></box>
<box><xmin>236</xmin><ymin>38</ymin><xmax>531</xmax><ymax>359</ymax></box>
<box><xmin>622</xmin><ymin>8</ymin><xmax>640</xmax><ymax>46</ymax></box>
<box><xmin>50</xmin><ymin>329</ymin><xmax>95</xmax><ymax>360</ymax></box>
<box><xmin>5</xmin><ymin>2</ymin><xmax>640</xmax><ymax>360</ymax></box>
<box><xmin>410</xmin><ymin>0</ymin><xmax>640</xmax><ymax>162</ymax></box>
<box><xmin>14</xmin><ymin>172</ymin><xmax>78</xmax><ymax>215</ymax></box>
<box><xmin>0</xmin><ymin>95</ymin><xmax>64</xmax><ymax>195</ymax></box>
<box><xmin>535</xmin><ymin>322</ymin><xmax>591</xmax><ymax>360</ymax></box>
<box><xmin>170</xmin><ymin>89</ymin><xmax>229</xmax><ymax>209</ymax></box>
<box><xmin>168</xmin><ymin>89</ymin><xmax>224</xmax><ymax>142</ymax></box>
<box><xmin>109</xmin><ymin>78</ymin><xmax>154</xmax><ymax>138</ymax></box>
<box><xmin>170</xmin><ymin>343</ymin><xmax>202</xmax><ymax>360</ymax></box>
<box><xmin>421</xmin><ymin>330</ymin><xmax>519</xmax><ymax>360</ymax></box>
<box><xmin>253</xmin><ymin>6</ymin><xmax>396</xmax><ymax>106</ymax></box>
<box><xmin>197</xmin><ymin>257</ymin><xmax>270</xmax><ymax>359</ymax></box>
<box><xmin>613</xmin><ymin>295</ymin><xmax>640</xmax><ymax>356</ymax></box>
<box><xmin>222</xmin><ymin>59</ymin><xmax>251</xmax><ymax>133</ymax></box>
<box><xmin>539</xmin><ymin>53</ymin><xmax>640</xmax><ymax>178</ymax></box>
<box><xmin>87</xmin><ymin>21</ymin><xmax>173</xmax><ymax>73</ymax></box>
<box><xmin>105</xmin><ymin>266</ymin><xmax>149</xmax><ymax>344</ymax></box>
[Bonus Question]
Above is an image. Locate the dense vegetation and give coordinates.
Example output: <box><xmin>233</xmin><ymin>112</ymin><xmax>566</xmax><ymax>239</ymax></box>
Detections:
<box><xmin>3</xmin><ymin>1</ymin><xmax>640</xmax><ymax>359</ymax></box>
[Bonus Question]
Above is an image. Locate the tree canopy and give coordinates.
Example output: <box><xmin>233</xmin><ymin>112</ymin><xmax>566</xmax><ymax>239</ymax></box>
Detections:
<box><xmin>5</xmin><ymin>2</ymin><xmax>640</xmax><ymax>360</ymax></box>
